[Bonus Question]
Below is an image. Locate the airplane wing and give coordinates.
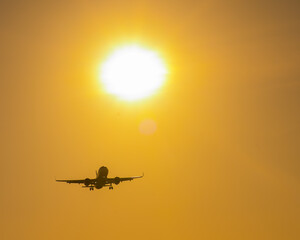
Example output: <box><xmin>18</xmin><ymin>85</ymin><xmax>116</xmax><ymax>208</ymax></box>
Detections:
<box><xmin>56</xmin><ymin>179</ymin><xmax>95</xmax><ymax>184</ymax></box>
<box><xmin>107</xmin><ymin>173</ymin><xmax>144</xmax><ymax>184</ymax></box>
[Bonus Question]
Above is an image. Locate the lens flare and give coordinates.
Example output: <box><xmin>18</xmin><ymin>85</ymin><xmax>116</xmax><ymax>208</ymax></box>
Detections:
<box><xmin>139</xmin><ymin>119</ymin><xmax>157</xmax><ymax>135</ymax></box>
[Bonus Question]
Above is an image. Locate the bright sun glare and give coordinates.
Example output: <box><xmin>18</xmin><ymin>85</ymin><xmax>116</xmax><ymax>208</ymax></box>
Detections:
<box><xmin>100</xmin><ymin>45</ymin><xmax>167</xmax><ymax>101</ymax></box>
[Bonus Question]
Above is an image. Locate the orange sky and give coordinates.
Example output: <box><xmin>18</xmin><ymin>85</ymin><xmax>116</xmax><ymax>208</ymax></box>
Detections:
<box><xmin>0</xmin><ymin>1</ymin><xmax>299</xmax><ymax>239</ymax></box>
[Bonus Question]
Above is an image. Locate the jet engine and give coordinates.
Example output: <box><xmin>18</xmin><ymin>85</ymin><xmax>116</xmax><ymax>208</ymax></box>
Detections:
<box><xmin>84</xmin><ymin>178</ymin><xmax>91</xmax><ymax>186</ymax></box>
<box><xmin>114</xmin><ymin>177</ymin><xmax>121</xmax><ymax>185</ymax></box>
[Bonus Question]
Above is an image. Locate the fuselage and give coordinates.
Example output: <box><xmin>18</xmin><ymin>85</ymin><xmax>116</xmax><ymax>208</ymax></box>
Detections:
<box><xmin>95</xmin><ymin>166</ymin><xmax>109</xmax><ymax>189</ymax></box>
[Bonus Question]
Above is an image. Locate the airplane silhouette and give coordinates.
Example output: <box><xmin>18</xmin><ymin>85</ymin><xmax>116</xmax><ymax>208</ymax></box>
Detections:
<box><xmin>56</xmin><ymin>166</ymin><xmax>143</xmax><ymax>190</ymax></box>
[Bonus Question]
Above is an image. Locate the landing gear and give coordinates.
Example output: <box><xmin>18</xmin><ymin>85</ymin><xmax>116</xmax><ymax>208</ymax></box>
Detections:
<box><xmin>109</xmin><ymin>184</ymin><xmax>113</xmax><ymax>190</ymax></box>
<box><xmin>89</xmin><ymin>187</ymin><xmax>94</xmax><ymax>191</ymax></box>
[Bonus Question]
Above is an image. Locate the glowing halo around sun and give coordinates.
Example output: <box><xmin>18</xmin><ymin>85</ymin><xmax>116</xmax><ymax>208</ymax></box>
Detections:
<box><xmin>100</xmin><ymin>45</ymin><xmax>167</xmax><ymax>101</ymax></box>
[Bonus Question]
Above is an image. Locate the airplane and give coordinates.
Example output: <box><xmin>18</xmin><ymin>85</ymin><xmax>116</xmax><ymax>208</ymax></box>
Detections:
<box><xmin>56</xmin><ymin>166</ymin><xmax>143</xmax><ymax>190</ymax></box>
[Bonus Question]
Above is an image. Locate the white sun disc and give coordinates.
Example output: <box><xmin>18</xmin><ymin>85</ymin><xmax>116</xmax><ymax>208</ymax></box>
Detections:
<box><xmin>100</xmin><ymin>45</ymin><xmax>167</xmax><ymax>101</ymax></box>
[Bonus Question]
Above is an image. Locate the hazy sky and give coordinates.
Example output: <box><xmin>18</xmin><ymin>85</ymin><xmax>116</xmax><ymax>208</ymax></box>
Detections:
<box><xmin>0</xmin><ymin>1</ymin><xmax>299</xmax><ymax>239</ymax></box>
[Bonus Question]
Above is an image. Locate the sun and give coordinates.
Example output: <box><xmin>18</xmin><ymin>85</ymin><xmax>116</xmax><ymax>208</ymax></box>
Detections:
<box><xmin>100</xmin><ymin>45</ymin><xmax>167</xmax><ymax>101</ymax></box>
